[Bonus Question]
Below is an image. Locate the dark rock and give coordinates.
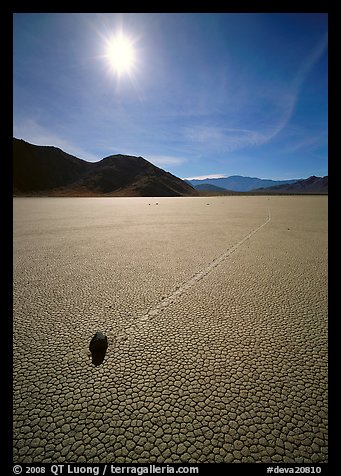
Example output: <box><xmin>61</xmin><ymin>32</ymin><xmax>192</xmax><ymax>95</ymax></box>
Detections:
<box><xmin>89</xmin><ymin>331</ymin><xmax>108</xmax><ymax>366</ymax></box>
<box><xmin>89</xmin><ymin>331</ymin><xmax>108</xmax><ymax>351</ymax></box>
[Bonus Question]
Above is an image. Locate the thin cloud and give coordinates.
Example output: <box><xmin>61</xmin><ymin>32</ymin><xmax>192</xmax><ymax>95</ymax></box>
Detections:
<box><xmin>183</xmin><ymin>174</ymin><xmax>227</xmax><ymax>180</ymax></box>
<box><xmin>279</xmin><ymin>128</ymin><xmax>327</xmax><ymax>155</ymax></box>
<box><xmin>147</xmin><ymin>154</ymin><xmax>187</xmax><ymax>167</ymax></box>
<box><xmin>13</xmin><ymin>118</ymin><xmax>99</xmax><ymax>162</ymax></box>
<box><xmin>183</xmin><ymin>33</ymin><xmax>327</xmax><ymax>157</ymax></box>
<box><xmin>184</xmin><ymin>86</ymin><xmax>297</xmax><ymax>154</ymax></box>
<box><xmin>183</xmin><ymin>87</ymin><xmax>296</xmax><ymax>154</ymax></box>
<box><xmin>294</xmin><ymin>33</ymin><xmax>328</xmax><ymax>90</ymax></box>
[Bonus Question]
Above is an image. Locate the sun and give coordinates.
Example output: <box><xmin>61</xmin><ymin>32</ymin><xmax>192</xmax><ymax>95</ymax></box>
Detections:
<box><xmin>105</xmin><ymin>33</ymin><xmax>136</xmax><ymax>76</ymax></box>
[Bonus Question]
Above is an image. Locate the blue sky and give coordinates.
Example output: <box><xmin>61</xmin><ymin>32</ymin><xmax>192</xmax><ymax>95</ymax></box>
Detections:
<box><xmin>13</xmin><ymin>13</ymin><xmax>328</xmax><ymax>180</ymax></box>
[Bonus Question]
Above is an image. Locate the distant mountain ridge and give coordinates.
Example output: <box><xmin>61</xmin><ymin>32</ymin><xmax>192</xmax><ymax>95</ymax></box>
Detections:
<box><xmin>254</xmin><ymin>175</ymin><xmax>328</xmax><ymax>194</ymax></box>
<box><xmin>13</xmin><ymin>138</ymin><xmax>197</xmax><ymax>197</ymax></box>
<box><xmin>194</xmin><ymin>184</ymin><xmax>228</xmax><ymax>192</ymax></box>
<box><xmin>186</xmin><ymin>175</ymin><xmax>300</xmax><ymax>192</ymax></box>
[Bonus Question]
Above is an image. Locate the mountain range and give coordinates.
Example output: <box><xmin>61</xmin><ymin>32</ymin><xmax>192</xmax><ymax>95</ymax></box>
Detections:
<box><xmin>13</xmin><ymin>138</ymin><xmax>328</xmax><ymax>196</ymax></box>
<box><xmin>186</xmin><ymin>176</ymin><xmax>300</xmax><ymax>192</ymax></box>
<box><xmin>253</xmin><ymin>175</ymin><xmax>328</xmax><ymax>194</ymax></box>
<box><xmin>187</xmin><ymin>175</ymin><xmax>328</xmax><ymax>194</ymax></box>
<box><xmin>13</xmin><ymin>138</ymin><xmax>197</xmax><ymax>197</ymax></box>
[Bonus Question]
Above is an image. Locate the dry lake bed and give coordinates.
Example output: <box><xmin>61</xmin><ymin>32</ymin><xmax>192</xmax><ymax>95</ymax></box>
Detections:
<box><xmin>13</xmin><ymin>196</ymin><xmax>328</xmax><ymax>464</ymax></box>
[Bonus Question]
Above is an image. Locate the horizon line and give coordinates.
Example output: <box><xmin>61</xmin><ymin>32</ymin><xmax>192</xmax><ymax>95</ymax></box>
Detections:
<box><xmin>13</xmin><ymin>137</ymin><xmax>326</xmax><ymax>182</ymax></box>
<box><xmin>182</xmin><ymin>175</ymin><xmax>316</xmax><ymax>182</ymax></box>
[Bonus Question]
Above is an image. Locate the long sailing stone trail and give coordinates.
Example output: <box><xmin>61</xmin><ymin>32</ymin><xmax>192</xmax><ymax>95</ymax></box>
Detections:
<box><xmin>121</xmin><ymin>208</ymin><xmax>271</xmax><ymax>340</ymax></box>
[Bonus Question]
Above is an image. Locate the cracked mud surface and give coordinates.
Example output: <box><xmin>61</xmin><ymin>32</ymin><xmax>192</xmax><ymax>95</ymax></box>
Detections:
<box><xmin>13</xmin><ymin>196</ymin><xmax>328</xmax><ymax>463</ymax></box>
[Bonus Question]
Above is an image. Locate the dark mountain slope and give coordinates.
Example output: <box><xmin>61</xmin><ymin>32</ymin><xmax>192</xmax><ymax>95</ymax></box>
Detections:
<box><xmin>13</xmin><ymin>139</ymin><xmax>197</xmax><ymax>197</ymax></box>
<box><xmin>80</xmin><ymin>154</ymin><xmax>195</xmax><ymax>196</ymax></box>
<box><xmin>13</xmin><ymin>138</ymin><xmax>90</xmax><ymax>192</ymax></box>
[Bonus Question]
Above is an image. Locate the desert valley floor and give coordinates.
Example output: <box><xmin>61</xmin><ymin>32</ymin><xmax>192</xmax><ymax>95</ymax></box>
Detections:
<box><xmin>13</xmin><ymin>196</ymin><xmax>328</xmax><ymax>464</ymax></box>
